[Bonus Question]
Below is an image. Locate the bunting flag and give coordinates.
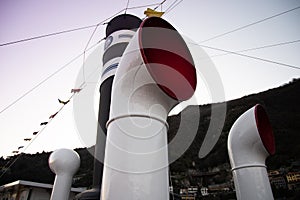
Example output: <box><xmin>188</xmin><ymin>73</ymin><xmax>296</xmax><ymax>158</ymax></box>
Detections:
<box><xmin>144</xmin><ymin>8</ymin><xmax>164</xmax><ymax>17</ymax></box>
<box><xmin>11</xmin><ymin>87</ymin><xmax>81</xmax><ymax>157</ymax></box>
<box><xmin>71</xmin><ymin>88</ymin><xmax>81</xmax><ymax>93</ymax></box>
<box><xmin>58</xmin><ymin>99</ymin><xmax>70</xmax><ymax>105</ymax></box>
<box><xmin>49</xmin><ymin>112</ymin><xmax>58</xmax><ymax>119</ymax></box>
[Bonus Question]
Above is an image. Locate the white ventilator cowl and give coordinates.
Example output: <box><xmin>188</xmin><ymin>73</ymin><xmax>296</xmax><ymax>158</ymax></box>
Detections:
<box><xmin>49</xmin><ymin>148</ymin><xmax>80</xmax><ymax>200</ymax></box>
<box><xmin>228</xmin><ymin>104</ymin><xmax>275</xmax><ymax>200</ymax></box>
<box><xmin>101</xmin><ymin>17</ymin><xmax>197</xmax><ymax>200</ymax></box>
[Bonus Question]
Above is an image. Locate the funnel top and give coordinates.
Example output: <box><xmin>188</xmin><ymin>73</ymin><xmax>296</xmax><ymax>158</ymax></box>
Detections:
<box><xmin>49</xmin><ymin>148</ymin><xmax>80</xmax><ymax>175</ymax></box>
<box><xmin>255</xmin><ymin>104</ymin><xmax>275</xmax><ymax>155</ymax></box>
<box><xmin>106</xmin><ymin>14</ymin><xmax>142</xmax><ymax>37</ymax></box>
<box><xmin>139</xmin><ymin>17</ymin><xmax>197</xmax><ymax>101</ymax></box>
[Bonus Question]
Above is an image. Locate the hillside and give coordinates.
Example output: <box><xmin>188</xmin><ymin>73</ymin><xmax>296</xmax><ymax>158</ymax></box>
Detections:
<box><xmin>169</xmin><ymin>78</ymin><xmax>300</xmax><ymax>171</ymax></box>
<box><xmin>1</xmin><ymin>78</ymin><xmax>299</xmax><ymax>188</ymax></box>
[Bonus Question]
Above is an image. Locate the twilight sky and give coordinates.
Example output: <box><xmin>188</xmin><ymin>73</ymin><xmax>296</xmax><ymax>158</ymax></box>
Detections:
<box><xmin>0</xmin><ymin>0</ymin><xmax>300</xmax><ymax>158</ymax></box>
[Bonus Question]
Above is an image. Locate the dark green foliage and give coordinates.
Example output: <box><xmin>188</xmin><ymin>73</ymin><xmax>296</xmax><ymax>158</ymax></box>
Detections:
<box><xmin>0</xmin><ymin>148</ymin><xmax>94</xmax><ymax>187</ymax></box>
<box><xmin>169</xmin><ymin>78</ymin><xmax>300</xmax><ymax>172</ymax></box>
<box><xmin>0</xmin><ymin>79</ymin><xmax>299</xmax><ymax>189</ymax></box>
<box><xmin>0</xmin><ymin>152</ymin><xmax>54</xmax><ymax>185</ymax></box>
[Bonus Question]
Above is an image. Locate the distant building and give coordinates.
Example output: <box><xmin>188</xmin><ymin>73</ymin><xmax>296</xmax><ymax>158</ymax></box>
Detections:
<box><xmin>286</xmin><ymin>172</ymin><xmax>300</xmax><ymax>183</ymax></box>
<box><xmin>179</xmin><ymin>187</ymin><xmax>197</xmax><ymax>200</ymax></box>
<box><xmin>0</xmin><ymin>180</ymin><xmax>86</xmax><ymax>200</ymax></box>
<box><xmin>286</xmin><ymin>172</ymin><xmax>300</xmax><ymax>191</ymax></box>
<box><xmin>187</xmin><ymin>187</ymin><xmax>198</xmax><ymax>194</ymax></box>
<box><xmin>200</xmin><ymin>187</ymin><xmax>208</xmax><ymax>196</ymax></box>
<box><xmin>208</xmin><ymin>183</ymin><xmax>231</xmax><ymax>194</ymax></box>
<box><xmin>268</xmin><ymin>170</ymin><xmax>280</xmax><ymax>176</ymax></box>
<box><xmin>180</xmin><ymin>195</ymin><xmax>195</xmax><ymax>200</ymax></box>
<box><xmin>270</xmin><ymin>176</ymin><xmax>287</xmax><ymax>189</ymax></box>
<box><xmin>268</xmin><ymin>170</ymin><xmax>287</xmax><ymax>189</ymax></box>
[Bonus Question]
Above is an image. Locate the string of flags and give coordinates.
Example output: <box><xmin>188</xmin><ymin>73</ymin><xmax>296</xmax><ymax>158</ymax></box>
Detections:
<box><xmin>71</xmin><ymin>88</ymin><xmax>81</xmax><ymax>93</ymax></box>
<box><xmin>49</xmin><ymin>112</ymin><xmax>58</xmax><ymax>119</ymax></box>
<box><xmin>3</xmin><ymin>2</ymin><xmax>169</xmax><ymax>176</ymax></box>
<box><xmin>7</xmin><ymin>1</ymin><xmax>167</xmax><ymax>157</ymax></box>
<box><xmin>40</xmin><ymin>122</ymin><xmax>48</xmax><ymax>126</ymax></box>
<box><xmin>11</xmin><ymin>88</ymin><xmax>83</xmax><ymax>155</ymax></box>
<box><xmin>7</xmin><ymin>0</ymin><xmax>167</xmax><ymax>165</ymax></box>
<box><xmin>58</xmin><ymin>99</ymin><xmax>70</xmax><ymax>105</ymax></box>
<box><xmin>18</xmin><ymin>146</ymin><xmax>24</xmax><ymax>150</ymax></box>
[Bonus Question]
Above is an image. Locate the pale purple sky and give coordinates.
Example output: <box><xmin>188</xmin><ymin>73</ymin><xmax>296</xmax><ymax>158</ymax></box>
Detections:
<box><xmin>1</xmin><ymin>0</ymin><xmax>300</xmax><ymax>158</ymax></box>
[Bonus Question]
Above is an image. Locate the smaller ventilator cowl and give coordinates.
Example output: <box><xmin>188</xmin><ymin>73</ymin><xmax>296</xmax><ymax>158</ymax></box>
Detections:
<box><xmin>228</xmin><ymin>104</ymin><xmax>275</xmax><ymax>169</ymax></box>
<box><xmin>228</xmin><ymin>104</ymin><xmax>275</xmax><ymax>200</ymax></box>
<box><xmin>49</xmin><ymin>148</ymin><xmax>80</xmax><ymax>200</ymax></box>
<box><xmin>49</xmin><ymin>148</ymin><xmax>80</xmax><ymax>176</ymax></box>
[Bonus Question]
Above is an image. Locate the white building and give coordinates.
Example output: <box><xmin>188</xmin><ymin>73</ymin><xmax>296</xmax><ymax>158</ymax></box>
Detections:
<box><xmin>0</xmin><ymin>180</ymin><xmax>86</xmax><ymax>200</ymax></box>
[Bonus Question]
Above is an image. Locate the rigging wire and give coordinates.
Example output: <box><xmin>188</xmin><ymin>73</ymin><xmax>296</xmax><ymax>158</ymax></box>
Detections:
<box><xmin>0</xmin><ymin>3</ymin><xmax>162</xmax><ymax>173</ymax></box>
<box><xmin>0</xmin><ymin>47</ymin><xmax>103</xmax><ymax>179</ymax></box>
<box><xmin>0</xmin><ymin>24</ymin><xmax>98</xmax><ymax>47</ymax></box>
<box><xmin>0</xmin><ymin>1</ymin><xmax>166</xmax><ymax>178</ymax></box>
<box><xmin>1</xmin><ymin>0</ymin><xmax>300</xmax><ymax>181</ymax></box>
<box><xmin>125</xmin><ymin>0</ymin><xmax>130</xmax><ymax>14</ymax></box>
<box><xmin>208</xmin><ymin>39</ymin><xmax>300</xmax><ymax>58</ymax></box>
<box><xmin>0</xmin><ymin>1</ymin><xmax>163</xmax><ymax>175</ymax></box>
<box><xmin>1</xmin><ymin>0</ymin><xmax>162</xmax><ymax>115</ymax></box>
<box><xmin>199</xmin><ymin>5</ymin><xmax>300</xmax><ymax>43</ymax></box>
<box><xmin>0</xmin><ymin>40</ymin><xmax>102</xmax><ymax>115</ymax></box>
<box><xmin>0</xmin><ymin>2</ymin><xmax>161</xmax><ymax>47</ymax></box>
<box><xmin>165</xmin><ymin>0</ymin><xmax>184</xmax><ymax>14</ymax></box>
<box><xmin>82</xmin><ymin>22</ymin><xmax>103</xmax><ymax>84</ymax></box>
<box><xmin>191</xmin><ymin>42</ymin><xmax>300</xmax><ymax>70</ymax></box>
<box><xmin>0</xmin><ymin>92</ymin><xmax>77</xmax><ymax>179</ymax></box>
<box><xmin>164</xmin><ymin>0</ymin><xmax>179</xmax><ymax>13</ymax></box>
<box><xmin>127</xmin><ymin>2</ymin><xmax>160</xmax><ymax>11</ymax></box>
<box><xmin>153</xmin><ymin>0</ymin><xmax>167</xmax><ymax>11</ymax></box>
<box><xmin>163</xmin><ymin>0</ymin><xmax>300</xmax><ymax>70</ymax></box>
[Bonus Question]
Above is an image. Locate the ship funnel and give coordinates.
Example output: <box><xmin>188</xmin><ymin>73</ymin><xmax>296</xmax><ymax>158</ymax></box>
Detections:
<box><xmin>228</xmin><ymin>104</ymin><xmax>275</xmax><ymax>200</ymax></box>
<box><xmin>101</xmin><ymin>17</ymin><xmax>197</xmax><ymax>200</ymax></box>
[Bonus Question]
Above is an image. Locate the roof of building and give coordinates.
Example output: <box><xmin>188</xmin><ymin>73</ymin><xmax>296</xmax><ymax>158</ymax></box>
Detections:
<box><xmin>0</xmin><ymin>180</ymin><xmax>86</xmax><ymax>193</ymax></box>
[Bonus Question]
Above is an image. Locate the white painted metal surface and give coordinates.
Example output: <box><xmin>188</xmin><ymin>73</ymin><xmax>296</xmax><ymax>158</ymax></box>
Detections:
<box><xmin>101</xmin><ymin>17</ymin><xmax>196</xmax><ymax>200</ymax></box>
<box><xmin>228</xmin><ymin>105</ymin><xmax>275</xmax><ymax>200</ymax></box>
<box><xmin>101</xmin><ymin>32</ymin><xmax>175</xmax><ymax>200</ymax></box>
<box><xmin>49</xmin><ymin>148</ymin><xmax>80</xmax><ymax>200</ymax></box>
